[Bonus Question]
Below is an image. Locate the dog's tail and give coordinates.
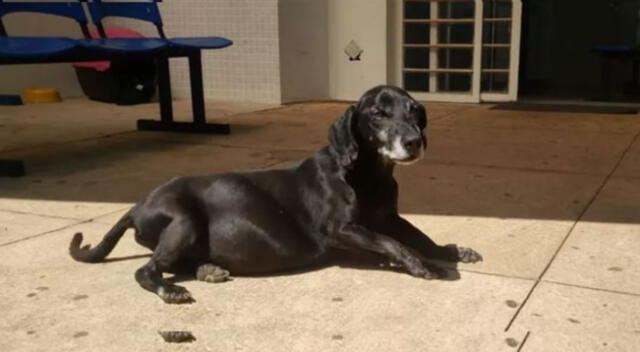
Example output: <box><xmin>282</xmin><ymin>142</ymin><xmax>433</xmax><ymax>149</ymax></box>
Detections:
<box><xmin>69</xmin><ymin>210</ymin><xmax>134</xmax><ymax>263</ymax></box>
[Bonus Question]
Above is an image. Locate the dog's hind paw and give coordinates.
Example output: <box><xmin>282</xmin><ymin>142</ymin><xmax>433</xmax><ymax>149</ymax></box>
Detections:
<box><xmin>196</xmin><ymin>264</ymin><xmax>231</xmax><ymax>283</ymax></box>
<box><xmin>423</xmin><ymin>264</ymin><xmax>449</xmax><ymax>280</ymax></box>
<box><xmin>457</xmin><ymin>247</ymin><xmax>483</xmax><ymax>263</ymax></box>
<box><xmin>422</xmin><ymin>272</ymin><xmax>438</xmax><ymax>280</ymax></box>
<box><xmin>157</xmin><ymin>285</ymin><xmax>195</xmax><ymax>304</ymax></box>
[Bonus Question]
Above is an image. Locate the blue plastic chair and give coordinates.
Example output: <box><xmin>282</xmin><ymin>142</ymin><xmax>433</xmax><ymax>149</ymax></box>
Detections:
<box><xmin>84</xmin><ymin>0</ymin><xmax>232</xmax><ymax>132</ymax></box>
<box><xmin>79</xmin><ymin>0</ymin><xmax>167</xmax><ymax>54</ymax></box>
<box><xmin>170</xmin><ymin>37</ymin><xmax>233</xmax><ymax>50</ymax></box>
<box><xmin>0</xmin><ymin>1</ymin><xmax>87</xmax><ymax>59</ymax></box>
<box><xmin>84</xmin><ymin>0</ymin><xmax>233</xmax><ymax>50</ymax></box>
<box><xmin>0</xmin><ymin>36</ymin><xmax>80</xmax><ymax>59</ymax></box>
<box><xmin>80</xmin><ymin>37</ymin><xmax>167</xmax><ymax>54</ymax></box>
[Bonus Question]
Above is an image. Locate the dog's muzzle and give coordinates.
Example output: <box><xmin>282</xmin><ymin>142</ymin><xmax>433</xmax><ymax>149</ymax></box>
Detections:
<box><xmin>402</xmin><ymin>135</ymin><xmax>422</xmax><ymax>156</ymax></box>
<box><xmin>379</xmin><ymin>133</ymin><xmax>425</xmax><ymax>165</ymax></box>
<box><xmin>395</xmin><ymin>135</ymin><xmax>425</xmax><ymax>165</ymax></box>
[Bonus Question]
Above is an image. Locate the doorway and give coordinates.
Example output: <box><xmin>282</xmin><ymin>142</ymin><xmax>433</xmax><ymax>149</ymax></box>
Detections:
<box><xmin>519</xmin><ymin>0</ymin><xmax>640</xmax><ymax>102</ymax></box>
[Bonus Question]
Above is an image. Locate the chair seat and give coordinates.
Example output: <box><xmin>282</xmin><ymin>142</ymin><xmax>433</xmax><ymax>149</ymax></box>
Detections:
<box><xmin>592</xmin><ymin>45</ymin><xmax>636</xmax><ymax>54</ymax></box>
<box><xmin>0</xmin><ymin>37</ymin><xmax>79</xmax><ymax>59</ymax></box>
<box><xmin>81</xmin><ymin>38</ymin><xmax>168</xmax><ymax>54</ymax></box>
<box><xmin>169</xmin><ymin>37</ymin><xmax>233</xmax><ymax>50</ymax></box>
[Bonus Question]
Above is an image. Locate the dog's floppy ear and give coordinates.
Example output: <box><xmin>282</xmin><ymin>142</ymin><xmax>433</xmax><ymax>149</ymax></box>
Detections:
<box><xmin>414</xmin><ymin>102</ymin><xmax>427</xmax><ymax>129</ymax></box>
<box><xmin>329</xmin><ymin>105</ymin><xmax>359</xmax><ymax>168</ymax></box>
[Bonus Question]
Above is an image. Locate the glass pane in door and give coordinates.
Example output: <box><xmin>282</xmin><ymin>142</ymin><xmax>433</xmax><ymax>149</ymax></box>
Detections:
<box><xmin>481</xmin><ymin>0</ymin><xmax>513</xmax><ymax>94</ymax></box>
<box><xmin>397</xmin><ymin>0</ymin><xmax>521</xmax><ymax>101</ymax></box>
<box><xmin>402</xmin><ymin>0</ymin><xmax>476</xmax><ymax>95</ymax></box>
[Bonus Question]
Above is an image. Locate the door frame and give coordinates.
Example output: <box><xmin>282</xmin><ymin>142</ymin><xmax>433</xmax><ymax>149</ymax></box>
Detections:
<box><xmin>392</xmin><ymin>0</ymin><xmax>523</xmax><ymax>103</ymax></box>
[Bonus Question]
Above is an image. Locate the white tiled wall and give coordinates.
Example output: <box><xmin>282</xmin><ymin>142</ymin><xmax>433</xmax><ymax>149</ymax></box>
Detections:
<box><xmin>111</xmin><ymin>0</ymin><xmax>282</xmax><ymax>104</ymax></box>
<box><xmin>1</xmin><ymin>1</ymin><xmax>394</xmax><ymax>104</ymax></box>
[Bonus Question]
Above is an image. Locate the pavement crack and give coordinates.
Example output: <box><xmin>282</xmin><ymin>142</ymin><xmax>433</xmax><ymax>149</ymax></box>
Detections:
<box><xmin>516</xmin><ymin>331</ymin><xmax>531</xmax><ymax>352</ymax></box>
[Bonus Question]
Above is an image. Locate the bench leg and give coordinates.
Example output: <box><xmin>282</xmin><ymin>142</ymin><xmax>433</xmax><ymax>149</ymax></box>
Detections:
<box><xmin>158</xmin><ymin>56</ymin><xmax>174</xmax><ymax>123</ymax></box>
<box><xmin>0</xmin><ymin>160</ymin><xmax>25</xmax><ymax>177</ymax></box>
<box><xmin>137</xmin><ymin>54</ymin><xmax>230</xmax><ymax>134</ymax></box>
<box><xmin>189</xmin><ymin>51</ymin><xmax>206</xmax><ymax>124</ymax></box>
<box><xmin>600</xmin><ymin>56</ymin><xmax>614</xmax><ymax>101</ymax></box>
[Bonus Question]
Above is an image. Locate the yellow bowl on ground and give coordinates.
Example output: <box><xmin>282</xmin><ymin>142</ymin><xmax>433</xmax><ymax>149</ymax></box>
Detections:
<box><xmin>22</xmin><ymin>88</ymin><xmax>62</xmax><ymax>103</ymax></box>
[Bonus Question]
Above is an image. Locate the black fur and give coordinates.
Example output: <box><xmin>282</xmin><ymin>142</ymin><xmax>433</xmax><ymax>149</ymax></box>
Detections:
<box><xmin>69</xmin><ymin>85</ymin><xmax>482</xmax><ymax>304</ymax></box>
<box><xmin>328</xmin><ymin>105</ymin><xmax>359</xmax><ymax>168</ymax></box>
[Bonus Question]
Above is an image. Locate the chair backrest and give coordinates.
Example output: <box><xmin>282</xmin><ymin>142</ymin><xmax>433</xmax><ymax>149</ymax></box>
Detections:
<box><xmin>84</xmin><ymin>0</ymin><xmax>165</xmax><ymax>38</ymax></box>
<box><xmin>0</xmin><ymin>0</ymin><xmax>90</xmax><ymax>37</ymax></box>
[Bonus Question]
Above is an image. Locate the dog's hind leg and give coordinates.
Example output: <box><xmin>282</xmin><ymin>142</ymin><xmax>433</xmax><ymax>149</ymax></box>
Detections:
<box><xmin>196</xmin><ymin>263</ymin><xmax>231</xmax><ymax>283</ymax></box>
<box><xmin>135</xmin><ymin>217</ymin><xmax>199</xmax><ymax>304</ymax></box>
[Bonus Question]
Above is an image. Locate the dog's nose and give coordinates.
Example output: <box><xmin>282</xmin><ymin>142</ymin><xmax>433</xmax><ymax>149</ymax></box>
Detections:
<box><xmin>403</xmin><ymin>136</ymin><xmax>422</xmax><ymax>153</ymax></box>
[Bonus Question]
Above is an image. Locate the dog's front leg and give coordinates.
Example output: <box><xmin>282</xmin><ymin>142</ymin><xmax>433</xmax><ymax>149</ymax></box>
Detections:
<box><xmin>329</xmin><ymin>224</ymin><xmax>441</xmax><ymax>279</ymax></box>
<box><xmin>382</xmin><ymin>216</ymin><xmax>482</xmax><ymax>263</ymax></box>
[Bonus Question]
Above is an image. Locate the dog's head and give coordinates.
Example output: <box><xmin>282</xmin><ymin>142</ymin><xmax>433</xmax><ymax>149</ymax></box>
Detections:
<box><xmin>329</xmin><ymin>85</ymin><xmax>427</xmax><ymax>168</ymax></box>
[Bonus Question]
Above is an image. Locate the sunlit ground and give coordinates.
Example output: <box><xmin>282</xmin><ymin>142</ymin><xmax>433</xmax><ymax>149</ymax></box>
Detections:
<box><xmin>1</xmin><ymin>98</ymin><xmax>639</xmax><ymax>351</ymax></box>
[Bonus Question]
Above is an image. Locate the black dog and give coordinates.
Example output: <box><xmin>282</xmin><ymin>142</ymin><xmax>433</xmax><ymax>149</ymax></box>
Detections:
<box><xmin>69</xmin><ymin>85</ymin><xmax>482</xmax><ymax>304</ymax></box>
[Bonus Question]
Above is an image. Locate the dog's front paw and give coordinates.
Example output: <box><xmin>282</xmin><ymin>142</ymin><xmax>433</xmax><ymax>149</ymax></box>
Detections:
<box><xmin>457</xmin><ymin>247</ymin><xmax>483</xmax><ymax>263</ymax></box>
<box><xmin>158</xmin><ymin>285</ymin><xmax>195</xmax><ymax>304</ymax></box>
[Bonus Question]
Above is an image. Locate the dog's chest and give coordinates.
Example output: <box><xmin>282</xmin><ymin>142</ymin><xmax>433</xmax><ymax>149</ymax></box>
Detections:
<box><xmin>351</xmin><ymin>183</ymin><xmax>396</xmax><ymax>226</ymax></box>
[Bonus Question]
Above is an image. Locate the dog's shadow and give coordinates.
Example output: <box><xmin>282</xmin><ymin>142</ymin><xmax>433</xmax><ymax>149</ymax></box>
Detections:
<box><xmin>164</xmin><ymin>249</ymin><xmax>461</xmax><ymax>284</ymax></box>
<box><xmin>325</xmin><ymin>250</ymin><xmax>462</xmax><ymax>281</ymax></box>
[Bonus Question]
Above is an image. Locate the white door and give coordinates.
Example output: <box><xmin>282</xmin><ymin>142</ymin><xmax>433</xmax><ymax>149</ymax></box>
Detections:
<box><xmin>392</xmin><ymin>0</ymin><xmax>523</xmax><ymax>103</ymax></box>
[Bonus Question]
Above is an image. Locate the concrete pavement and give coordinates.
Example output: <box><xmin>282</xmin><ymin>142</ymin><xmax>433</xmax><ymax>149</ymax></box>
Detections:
<box><xmin>1</xmin><ymin>98</ymin><xmax>639</xmax><ymax>351</ymax></box>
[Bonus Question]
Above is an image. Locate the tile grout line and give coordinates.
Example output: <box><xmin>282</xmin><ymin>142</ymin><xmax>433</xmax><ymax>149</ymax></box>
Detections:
<box><xmin>455</xmin><ymin>268</ymin><xmax>640</xmax><ymax>298</ymax></box>
<box><xmin>0</xmin><ymin>130</ymin><xmax>138</xmax><ymax>156</ymax></box>
<box><xmin>141</xmin><ymin>137</ymin><xmax>317</xmax><ymax>154</ymax></box>
<box><xmin>503</xmin><ymin>130</ymin><xmax>640</xmax><ymax>332</ymax></box>
<box><xmin>89</xmin><ymin>205</ymin><xmax>135</xmax><ymax>221</ymax></box>
<box><xmin>0</xmin><ymin>208</ymin><xmax>84</xmax><ymax>221</ymax></box>
<box><xmin>423</xmin><ymin>159</ymin><xmax>609</xmax><ymax>177</ymax></box>
<box><xmin>0</xmin><ymin>206</ymin><xmax>131</xmax><ymax>248</ymax></box>
<box><xmin>0</xmin><ymin>218</ymin><xmax>93</xmax><ymax>248</ymax></box>
<box><xmin>455</xmin><ymin>268</ymin><xmax>535</xmax><ymax>282</ymax></box>
<box><xmin>541</xmin><ymin>279</ymin><xmax>640</xmax><ymax>298</ymax></box>
<box><xmin>430</xmin><ymin>122</ymin><xmax>640</xmax><ymax>136</ymax></box>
